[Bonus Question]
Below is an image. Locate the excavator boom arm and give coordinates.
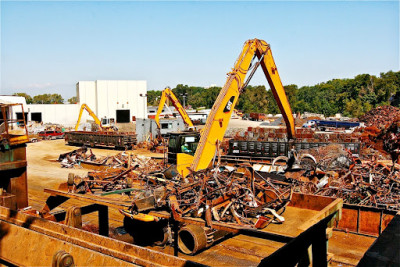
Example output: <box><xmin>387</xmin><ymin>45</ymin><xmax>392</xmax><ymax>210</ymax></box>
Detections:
<box><xmin>190</xmin><ymin>39</ymin><xmax>295</xmax><ymax>172</ymax></box>
<box><xmin>155</xmin><ymin>87</ymin><xmax>194</xmax><ymax>129</ymax></box>
<box><xmin>75</xmin><ymin>104</ymin><xmax>103</xmax><ymax>131</ymax></box>
<box><xmin>258</xmin><ymin>44</ymin><xmax>295</xmax><ymax>139</ymax></box>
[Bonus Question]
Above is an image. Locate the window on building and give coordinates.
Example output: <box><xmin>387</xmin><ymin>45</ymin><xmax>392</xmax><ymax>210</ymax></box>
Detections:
<box><xmin>161</xmin><ymin>123</ymin><xmax>172</xmax><ymax>129</ymax></box>
<box><xmin>116</xmin><ymin>110</ymin><xmax>130</xmax><ymax>123</ymax></box>
<box><xmin>31</xmin><ymin>112</ymin><xmax>42</xmax><ymax>123</ymax></box>
<box><xmin>16</xmin><ymin>112</ymin><xmax>28</xmax><ymax>125</ymax></box>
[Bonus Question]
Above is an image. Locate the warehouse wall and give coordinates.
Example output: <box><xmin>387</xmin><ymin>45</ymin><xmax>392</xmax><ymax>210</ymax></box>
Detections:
<box><xmin>77</xmin><ymin>80</ymin><xmax>147</xmax><ymax>121</ymax></box>
<box><xmin>76</xmin><ymin>81</ymin><xmax>97</xmax><ymax>114</ymax></box>
<box><xmin>0</xmin><ymin>96</ymin><xmax>78</xmax><ymax>126</ymax></box>
<box><xmin>27</xmin><ymin>104</ymin><xmax>79</xmax><ymax>127</ymax></box>
<box><xmin>1</xmin><ymin>79</ymin><xmax>147</xmax><ymax>127</ymax></box>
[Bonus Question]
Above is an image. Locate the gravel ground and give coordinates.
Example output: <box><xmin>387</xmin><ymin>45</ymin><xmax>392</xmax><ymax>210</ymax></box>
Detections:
<box><xmin>226</xmin><ymin>118</ymin><xmax>282</xmax><ymax>137</ymax></box>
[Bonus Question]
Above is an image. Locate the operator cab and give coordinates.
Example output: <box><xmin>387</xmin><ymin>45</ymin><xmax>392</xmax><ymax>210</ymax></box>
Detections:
<box><xmin>102</xmin><ymin>117</ymin><xmax>109</xmax><ymax>125</ymax></box>
<box><xmin>167</xmin><ymin>131</ymin><xmax>200</xmax><ymax>164</ymax></box>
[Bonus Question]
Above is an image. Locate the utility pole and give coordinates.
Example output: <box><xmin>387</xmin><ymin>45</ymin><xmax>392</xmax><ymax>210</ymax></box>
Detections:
<box><xmin>180</xmin><ymin>93</ymin><xmax>188</xmax><ymax>108</ymax></box>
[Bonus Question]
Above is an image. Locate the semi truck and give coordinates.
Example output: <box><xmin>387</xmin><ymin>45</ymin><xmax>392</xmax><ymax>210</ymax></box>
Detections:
<box><xmin>302</xmin><ymin>119</ymin><xmax>364</xmax><ymax>131</ymax></box>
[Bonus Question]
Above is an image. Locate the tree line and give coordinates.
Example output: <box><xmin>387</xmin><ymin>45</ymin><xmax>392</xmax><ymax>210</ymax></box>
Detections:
<box><xmin>12</xmin><ymin>93</ymin><xmax>77</xmax><ymax>104</ymax></box>
<box><xmin>147</xmin><ymin>70</ymin><xmax>400</xmax><ymax>117</ymax></box>
<box><xmin>13</xmin><ymin>70</ymin><xmax>399</xmax><ymax>117</ymax></box>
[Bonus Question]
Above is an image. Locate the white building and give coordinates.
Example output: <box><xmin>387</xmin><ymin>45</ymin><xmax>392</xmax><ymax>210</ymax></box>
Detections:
<box><xmin>147</xmin><ymin>106</ymin><xmax>210</xmax><ymax>124</ymax></box>
<box><xmin>77</xmin><ymin>80</ymin><xmax>147</xmax><ymax>123</ymax></box>
<box><xmin>1</xmin><ymin>80</ymin><xmax>147</xmax><ymax>127</ymax></box>
<box><xmin>27</xmin><ymin>104</ymin><xmax>79</xmax><ymax>126</ymax></box>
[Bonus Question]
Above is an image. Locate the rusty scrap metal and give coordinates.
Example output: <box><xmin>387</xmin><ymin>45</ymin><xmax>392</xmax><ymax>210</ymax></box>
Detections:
<box><xmin>356</xmin><ymin>106</ymin><xmax>400</xmax><ymax>163</ymax></box>
<box><xmin>67</xmin><ymin>160</ymin><xmax>292</xmax><ymax>230</ymax></box>
<box><xmin>359</xmin><ymin>105</ymin><xmax>400</xmax><ymax>129</ymax></box>
<box><xmin>290</xmin><ymin>155</ymin><xmax>400</xmax><ymax>211</ymax></box>
<box><xmin>58</xmin><ymin>148</ymin><xmax>163</xmax><ymax>172</ymax></box>
<box><xmin>258</xmin><ymin>134</ymin><xmax>400</xmax><ymax>212</ymax></box>
<box><xmin>58</xmin><ymin>147</ymin><xmax>94</xmax><ymax>168</ymax></box>
<box><xmin>166</xmin><ymin>167</ymin><xmax>292</xmax><ymax>229</ymax></box>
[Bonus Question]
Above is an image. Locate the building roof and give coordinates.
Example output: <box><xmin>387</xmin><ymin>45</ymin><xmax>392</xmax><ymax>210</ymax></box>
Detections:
<box><xmin>0</xmin><ymin>95</ymin><xmax>27</xmax><ymax>105</ymax></box>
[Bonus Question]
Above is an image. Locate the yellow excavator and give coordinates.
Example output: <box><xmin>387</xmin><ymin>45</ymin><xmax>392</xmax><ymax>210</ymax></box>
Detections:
<box><xmin>172</xmin><ymin>39</ymin><xmax>296</xmax><ymax>176</ymax></box>
<box><xmin>154</xmin><ymin>87</ymin><xmax>195</xmax><ymax>131</ymax></box>
<box><xmin>75</xmin><ymin>103</ymin><xmax>114</xmax><ymax>131</ymax></box>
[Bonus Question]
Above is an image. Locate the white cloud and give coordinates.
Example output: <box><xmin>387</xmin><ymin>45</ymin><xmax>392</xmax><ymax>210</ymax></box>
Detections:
<box><xmin>25</xmin><ymin>82</ymin><xmax>55</xmax><ymax>89</ymax></box>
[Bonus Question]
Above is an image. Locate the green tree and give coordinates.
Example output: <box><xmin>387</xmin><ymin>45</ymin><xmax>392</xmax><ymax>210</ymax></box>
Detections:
<box><xmin>237</xmin><ymin>85</ymin><xmax>270</xmax><ymax>113</ymax></box>
<box><xmin>32</xmin><ymin>94</ymin><xmax>64</xmax><ymax>104</ymax></box>
<box><xmin>68</xmin><ymin>96</ymin><xmax>78</xmax><ymax>104</ymax></box>
<box><xmin>140</xmin><ymin>70</ymin><xmax>400</xmax><ymax>117</ymax></box>
<box><xmin>172</xmin><ymin>84</ymin><xmax>205</xmax><ymax>107</ymax></box>
<box><xmin>146</xmin><ymin>90</ymin><xmax>162</xmax><ymax>106</ymax></box>
<box><xmin>172</xmin><ymin>84</ymin><xmax>190</xmax><ymax>106</ymax></box>
<box><xmin>201</xmin><ymin>86</ymin><xmax>221</xmax><ymax>108</ymax></box>
<box><xmin>188</xmin><ymin>92</ymin><xmax>203</xmax><ymax>108</ymax></box>
<box><xmin>13</xmin><ymin>93</ymin><xmax>33</xmax><ymax>104</ymax></box>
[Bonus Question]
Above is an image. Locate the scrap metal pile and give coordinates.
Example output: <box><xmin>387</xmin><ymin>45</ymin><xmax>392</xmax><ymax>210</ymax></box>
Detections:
<box><xmin>312</xmin><ymin>161</ymin><xmax>400</xmax><ymax>209</ymax></box>
<box><xmin>60</xmin><ymin>104</ymin><xmax>400</xmax><ymax>224</ymax></box>
<box><xmin>229</xmin><ymin>126</ymin><xmax>361</xmax><ymax>143</ymax></box>
<box><xmin>222</xmin><ymin>105</ymin><xmax>400</xmax><ymax>211</ymax></box>
<box><xmin>64</xmin><ymin>149</ymin><xmax>291</xmax><ymax>229</ymax></box>
<box><xmin>58</xmin><ymin>147</ymin><xmax>95</xmax><ymax>168</ymax></box>
<box><xmin>58</xmin><ymin>147</ymin><xmax>161</xmax><ymax>171</ymax></box>
<box><xmin>166</xmin><ymin>167</ymin><xmax>290</xmax><ymax>228</ymax></box>
<box><xmin>284</xmin><ymin>144</ymin><xmax>400</xmax><ymax>211</ymax></box>
<box><xmin>357</xmin><ymin>105</ymin><xmax>400</xmax><ymax>163</ymax></box>
<box><xmin>359</xmin><ymin>105</ymin><xmax>400</xmax><ymax>129</ymax></box>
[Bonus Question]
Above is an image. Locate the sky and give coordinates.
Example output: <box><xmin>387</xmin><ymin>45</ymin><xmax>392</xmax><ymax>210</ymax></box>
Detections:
<box><xmin>0</xmin><ymin>0</ymin><xmax>399</xmax><ymax>101</ymax></box>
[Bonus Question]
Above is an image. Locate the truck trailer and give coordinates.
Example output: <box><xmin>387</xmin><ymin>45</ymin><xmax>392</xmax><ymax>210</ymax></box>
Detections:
<box><xmin>302</xmin><ymin>119</ymin><xmax>364</xmax><ymax>131</ymax></box>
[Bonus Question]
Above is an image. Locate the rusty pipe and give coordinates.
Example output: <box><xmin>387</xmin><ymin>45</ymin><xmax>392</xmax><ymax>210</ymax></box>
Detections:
<box><xmin>177</xmin><ymin>224</ymin><xmax>229</xmax><ymax>255</ymax></box>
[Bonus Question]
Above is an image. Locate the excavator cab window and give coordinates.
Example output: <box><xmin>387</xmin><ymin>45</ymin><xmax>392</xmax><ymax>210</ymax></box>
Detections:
<box><xmin>179</xmin><ymin>136</ymin><xmax>199</xmax><ymax>156</ymax></box>
<box><xmin>102</xmin><ymin>118</ymin><xmax>109</xmax><ymax>125</ymax></box>
<box><xmin>168</xmin><ymin>137</ymin><xmax>177</xmax><ymax>152</ymax></box>
<box><xmin>167</xmin><ymin>133</ymin><xmax>200</xmax><ymax>164</ymax></box>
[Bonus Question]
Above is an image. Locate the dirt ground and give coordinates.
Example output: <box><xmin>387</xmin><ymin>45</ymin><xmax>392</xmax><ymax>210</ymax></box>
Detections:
<box><xmin>27</xmin><ymin>140</ymin><xmax>119</xmax><ymax>209</ymax></box>
<box><xmin>26</xmin><ymin>139</ymin><xmax>165</xmax><ymax>228</ymax></box>
<box><xmin>227</xmin><ymin>118</ymin><xmax>265</xmax><ymax>128</ymax></box>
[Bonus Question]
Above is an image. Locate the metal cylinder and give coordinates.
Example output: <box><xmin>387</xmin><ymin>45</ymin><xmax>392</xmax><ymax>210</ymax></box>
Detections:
<box><xmin>178</xmin><ymin>224</ymin><xmax>207</xmax><ymax>255</ymax></box>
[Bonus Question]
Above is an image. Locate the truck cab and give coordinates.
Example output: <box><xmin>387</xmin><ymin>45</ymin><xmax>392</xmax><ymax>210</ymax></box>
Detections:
<box><xmin>302</xmin><ymin>120</ymin><xmax>317</xmax><ymax>128</ymax></box>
